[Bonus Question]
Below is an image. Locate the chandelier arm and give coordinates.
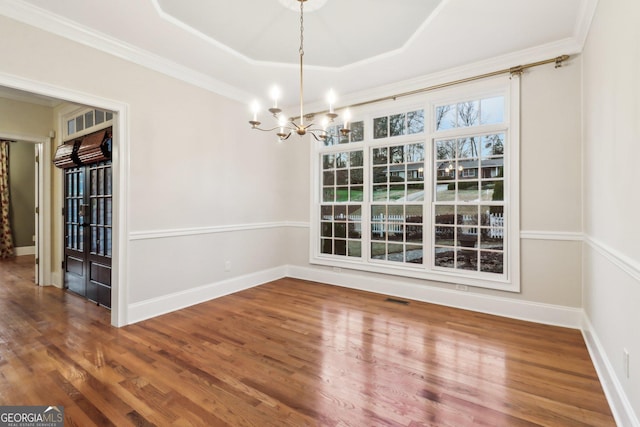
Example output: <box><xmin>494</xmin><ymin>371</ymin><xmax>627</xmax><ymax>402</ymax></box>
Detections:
<box><xmin>251</xmin><ymin>125</ymin><xmax>296</xmax><ymax>133</ymax></box>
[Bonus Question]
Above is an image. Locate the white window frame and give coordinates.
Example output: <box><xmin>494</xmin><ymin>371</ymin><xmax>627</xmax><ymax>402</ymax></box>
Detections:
<box><xmin>310</xmin><ymin>76</ymin><xmax>520</xmax><ymax>292</ymax></box>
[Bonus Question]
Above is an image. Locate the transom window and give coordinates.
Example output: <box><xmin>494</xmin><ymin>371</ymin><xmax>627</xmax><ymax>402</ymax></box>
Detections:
<box><xmin>311</xmin><ymin>78</ymin><xmax>519</xmax><ymax>291</ymax></box>
<box><xmin>65</xmin><ymin>108</ymin><xmax>114</xmax><ymax>139</ymax></box>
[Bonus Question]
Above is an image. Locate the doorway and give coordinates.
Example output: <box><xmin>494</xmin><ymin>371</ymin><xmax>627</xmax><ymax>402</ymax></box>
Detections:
<box><xmin>58</xmin><ymin>126</ymin><xmax>113</xmax><ymax>309</ymax></box>
<box><xmin>0</xmin><ymin>78</ymin><xmax>127</xmax><ymax>327</ymax></box>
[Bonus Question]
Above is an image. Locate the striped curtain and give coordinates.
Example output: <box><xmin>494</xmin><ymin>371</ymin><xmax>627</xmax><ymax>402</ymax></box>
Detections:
<box><xmin>0</xmin><ymin>141</ymin><xmax>14</xmax><ymax>258</ymax></box>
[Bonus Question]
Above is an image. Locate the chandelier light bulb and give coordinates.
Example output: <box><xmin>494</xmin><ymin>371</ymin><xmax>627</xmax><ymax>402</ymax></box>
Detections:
<box><xmin>327</xmin><ymin>89</ymin><xmax>336</xmax><ymax>113</ymax></box>
<box><xmin>250</xmin><ymin>100</ymin><xmax>260</xmax><ymax>121</ymax></box>
<box><xmin>343</xmin><ymin>109</ymin><xmax>351</xmax><ymax>129</ymax></box>
<box><xmin>270</xmin><ymin>86</ymin><xmax>281</xmax><ymax>108</ymax></box>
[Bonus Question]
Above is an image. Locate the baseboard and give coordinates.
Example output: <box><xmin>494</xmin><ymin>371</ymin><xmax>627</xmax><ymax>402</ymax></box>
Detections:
<box><xmin>582</xmin><ymin>315</ymin><xmax>640</xmax><ymax>427</ymax></box>
<box><xmin>15</xmin><ymin>246</ymin><xmax>35</xmax><ymax>256</ymax></box>
<box><xmin>286</xmin><ymin>264</ymin><xmax>583</xmax><ymax>329</ymax></box>
<box><xmin>126</xmin><ymin>266</ymin><xmax>287</xmax><ymax>324</ymax></box>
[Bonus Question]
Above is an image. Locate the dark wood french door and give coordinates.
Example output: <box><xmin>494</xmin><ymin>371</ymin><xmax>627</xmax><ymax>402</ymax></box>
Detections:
<box><xmin>63</xmin><ymin>161</ymin><xmax>112</xmax><ymax>308</ymax></box>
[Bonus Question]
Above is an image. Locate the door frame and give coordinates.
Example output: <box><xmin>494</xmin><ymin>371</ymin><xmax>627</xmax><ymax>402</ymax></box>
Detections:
<box><xmin>0</xmin><ymin>72</ymin><xmax>129</xmax><ymax>327</ymax></box>
<box><xmin>0</xmin><ymin>133</ymin><xmax>49</xmax><ymax>286</ymax></box>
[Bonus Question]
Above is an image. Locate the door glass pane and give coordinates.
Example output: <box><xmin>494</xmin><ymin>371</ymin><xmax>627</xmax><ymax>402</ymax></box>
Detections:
<box><xmin>106</xmin><ymin>228</ymin><xmax>112</xmax><ymax>257</ymax></box>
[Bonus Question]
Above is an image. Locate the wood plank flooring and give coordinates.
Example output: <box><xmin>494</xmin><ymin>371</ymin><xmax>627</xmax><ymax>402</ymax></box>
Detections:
<box><xmin>0</xmin><ymin>255</ymin><xmax>615</xmax><ymax>426</ymax></box>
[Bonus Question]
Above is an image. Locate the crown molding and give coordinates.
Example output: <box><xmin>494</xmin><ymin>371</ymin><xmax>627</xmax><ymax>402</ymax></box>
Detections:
<box><xmin>0</xmin><ymin>0</ymin><xmax>252</xmax><ymax>103</ymax></box>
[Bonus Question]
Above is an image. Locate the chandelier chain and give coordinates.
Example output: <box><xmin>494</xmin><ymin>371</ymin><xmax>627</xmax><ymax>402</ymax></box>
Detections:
<box><xmin>299</xmin><ymin>0</ymin><xmax>304</xmax><ymax>56</ymax></box>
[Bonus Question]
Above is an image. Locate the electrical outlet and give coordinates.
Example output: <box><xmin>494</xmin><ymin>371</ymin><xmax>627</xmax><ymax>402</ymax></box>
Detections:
<box><xmin>455</xmin><ymin>284</ymin><xmax>468</xmax><ymax>291</ymax></box>
<box><xmin>224</xmin><ymin>261</ymin><xmax>231</xmax><ymax>272</ymax></box>
<box><xmin>623</xmin><ymin>349</ymin><xmax>630</xmax><ymax>378</ymax></box>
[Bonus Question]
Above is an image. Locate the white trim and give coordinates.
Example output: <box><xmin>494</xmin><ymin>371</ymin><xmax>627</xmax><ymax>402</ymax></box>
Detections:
<box><xmin>585</xmin><ymin>235</ymin><xmax>640</xmax><ymax>282</ymax></box>
<box><xmin>582</xmin><ymin>315</ymin><xmax>640</xmax><ymax>427</ymax></box>
<box><xmin>286</xmin><ymin>264</ymin><xmax>583</xmax><ymax>328</ymax></box>
<box><xmin>128</xmin><ymin>221</ymin><xmax>588</xmax><ymax>244</ymax></box>
<box><xmin>127</xmin><ymin>266</ymin><xmax>286</xmax><ymax>324</ymax></box>
<box><xmin>14</xmin><ymin>246</ymin><xmax>35</xmax><ymax>256</ymax></box>
<box><xmin>0</xmin><ymin>0</ymin><xmax>251</xmax><ymax>104</ymax></box>
<box><xmin>573</xmin><ymin>0</ymin><xmax>600</xmax><ymax>50</ymax></box>
<box><xmin>520</xmin><ymin>230</ymin><xmax>584</xmax><ymax>241</ymax></box>
<box><xmin>129</xmin><ymin>221</ymin><xmax>307</xmax><ymax>241</ymax></box>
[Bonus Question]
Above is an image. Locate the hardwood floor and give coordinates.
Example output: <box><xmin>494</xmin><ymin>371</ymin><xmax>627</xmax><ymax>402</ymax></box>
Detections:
<box><xmin>0</xmin><ymin>256</ymin><xmax>615</xmax><ymax>426</ymax></box>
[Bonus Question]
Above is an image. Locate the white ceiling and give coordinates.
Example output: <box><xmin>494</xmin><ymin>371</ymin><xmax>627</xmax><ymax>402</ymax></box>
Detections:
<box><xmin>0</xmin><ymin>0</ymin><xmax>597</xmax><ymax>109</ymax></box>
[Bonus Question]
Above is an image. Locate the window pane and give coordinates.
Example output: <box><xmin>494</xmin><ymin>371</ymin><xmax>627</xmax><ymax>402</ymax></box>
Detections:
<box><xmin>407</xmin><ymin>110</ymin><xmax>424</xmax><ymax>134</ymax></box>
<box><xmin>323</xmin><ymin>154</ymin><xmax>334</xmax><ymax>169</ymax></box>
<box><xmin>458</xmin><ymin>205</ymin><xmax>478</xmax><ymax>225</ymax></box>
<box><xmin>481</xmin><ymin>134</ymin><xmax>505</xmax><ymax>158</ymax></box>
<box><xmin>336</xmin><ymin>170</ymin><xmax>348</xmax><ymax>185</ymax></box>
<box><xmin>480</xmin><ymin>229</ymin><xmax>503</xmax><ymax>250</ymax></box>
<box><xmin>67</xmin><ymin>119</ymin><xmax>75</xmax><ymax>135</ymax></box>
<box><xmin>457</xmin><ymin>101</ymin><xmax>480</xmax><ymax>127</ymax></box>
<box><xmin>85</xmin><ymin>111</ymin><xmax>94</xmax><ymax>128</ymax></box>
<box><xmin>406</xmin><ymin>143</ymin><xmax>424</xmax><ymax>162</ymax></box>
<box><xmin>436</xmin><ymin>104</ymin><xmax>456</xmax><ymax>130</ymax></box>
<box><xmin>480</xmin><ymin>96</ymin><xmax>504</xmax><ymax>125</ymax></box>
<box><xmin>76</xmin><ymin>116</ymin><xmax>84</xmax><ymax>132</ymax></box>
<box><xmin>373</xmin><ymin>117</ymin><xmax>388</xmax><ymax>139</ymax></box>
<box><xmin>373</xmin><ymin>147</ymin><xmax>388</xmax><ymax>164</ymax></box>
<box><xmin>371</xmin><ymin>242</ymin><xmax>386</xmax><ymax>259</ymax></box>
<box><xmin>323</xmin><ymin>171</ymin><xmax>335</xmax><ymax>186</ymax></box>
<box><xmin>480</xmin><ymin>251</ymin><xmax>503</xmax><ymax>273</ymax></box>
<box><xmin>435</xmin><ymin>182</ymin><xmax>455</xmax><ymax>201</ymax></box>
<box><xmin>457</xmin><ymin>181</ymin><xmax>479</xmax><ymax>202</ymax></box>
<box><xmin>350</xmin><ymin>151</ymin><xmax>363</xmax><ymax>167</ymax></box>
<box><xmin>434</xmin><ymin>247</ymin><xmax>455</xmax><ymax>268</ymax></box>
<box><xmin>95</xmin><ymin>109</ymin><xmax>105</xmax><ymax>124</ymax></box>
<box><xmin>458</xmin><ymin>137</ymin><xmax>480</xmax><ymax>159</ymax></box>
<box><xmin>390</xmin><ymin>114</ymin><xmax>405</xmax><ymax>137</ymax></box>
<box><xmin>435</xmin><ymin>226</ymin><xmax>455</xmax><ymax>246</ymax></box>
<box><xmin>436</xmin><ymin>140</ymin><xmax>455</xmax><ymax>161</ymax></box>
<box><xmin>457</xmin><ymin>249</ymin><xmax>478</xmax><ymax>270</ymax></box>
<box><xmin>391</xmin><ymin>146</ymin><xmax>404</xmax><ymax>163</ymax></box>
<box><xmin>373</xmin><ymin>166</ymin><xmax>388</xmax><ymax>183</ymax></box>
<box><xmin>350</xmin><ymin>121</ymin><xmax>364</xmax><ymax>142</ymax></box>
<box><xmin>336</xmin><ymin>153</ymin><xmax>348</xmax><ymax>168</ymax></box>
<box><xmin>350</xmin><ymin>168</ymin><xmax>363</xmax><ymax>185</ymax></box>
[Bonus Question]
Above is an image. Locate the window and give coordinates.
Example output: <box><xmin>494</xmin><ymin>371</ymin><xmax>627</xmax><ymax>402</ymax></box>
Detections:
<box><xmin>312</xmin><ymin>77</ymin><xmax>519</xmax><ymax>291</ymax></box>
<box><xmin>66</xmin><ymin>108</ymin><xmax>113</xmax><ymax>139</ymax></box>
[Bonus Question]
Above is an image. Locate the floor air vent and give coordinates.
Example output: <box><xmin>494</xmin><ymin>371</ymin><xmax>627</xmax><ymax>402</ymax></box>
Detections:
<box><xmin>385</xmin><ymin>297</ymin><xmax>409</xmax><ymax>305</ymax></box>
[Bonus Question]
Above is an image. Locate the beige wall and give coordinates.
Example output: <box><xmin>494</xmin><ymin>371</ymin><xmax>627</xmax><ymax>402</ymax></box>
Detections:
<box><xmin>0</xmin><ymin>97</ymin><xmax>53</xmax><ymax>137</ymax></box>
<box><xmin>582</xmin><ymin>0</ymin><xmax>640</xmax><ymax>423</ymax></box>
<box><xmin>0</xmin><ymin>97</ymin><xmax>53</xmax><ymax>251</ymax></box>
<box><xmin>8</xmin><ymin>142</ymin><xmax>35</xmax><ymax>248</ymax></box>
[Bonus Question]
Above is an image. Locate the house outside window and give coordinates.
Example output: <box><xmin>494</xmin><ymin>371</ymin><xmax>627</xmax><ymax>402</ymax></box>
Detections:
<box><xmin>311</xmin><ymin>77</ymin><xmax>520</xmax><ymax>291</ymax></box>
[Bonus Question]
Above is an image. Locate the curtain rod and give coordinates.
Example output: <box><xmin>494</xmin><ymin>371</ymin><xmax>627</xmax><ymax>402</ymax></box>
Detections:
<box><xmin>303</xmin><ymin>54</ymin><xmax>570</xmax><ymax>119</ymax></box>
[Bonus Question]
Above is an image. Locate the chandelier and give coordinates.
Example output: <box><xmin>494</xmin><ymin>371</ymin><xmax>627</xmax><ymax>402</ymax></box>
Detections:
<box><xmin>249</xmin><ymin>0</ymin><xmax>351</xmax><ymax>142</ymax></box>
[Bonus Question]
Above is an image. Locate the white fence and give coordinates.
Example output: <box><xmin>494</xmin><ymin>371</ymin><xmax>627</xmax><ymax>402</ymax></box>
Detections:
<box><xmin>322</xmin><ymin>212</ymin><xmax>504</xmax><ymax>238</ymax></box>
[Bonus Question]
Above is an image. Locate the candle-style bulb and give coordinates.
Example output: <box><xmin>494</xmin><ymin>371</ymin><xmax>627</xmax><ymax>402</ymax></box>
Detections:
<box><xmin>270</xmin><ymin>86</ymin><xmax>281</xmax><ymax>108</ymax></box>
<box><xmin>327</xmin><ymin>89</ymin><xmax>336</xmax><ymax>113</ymax></box>
<box><xmin>343</xmin><ymin>109</ymin><xmax>351</xmax><ymax>129</ymax></box>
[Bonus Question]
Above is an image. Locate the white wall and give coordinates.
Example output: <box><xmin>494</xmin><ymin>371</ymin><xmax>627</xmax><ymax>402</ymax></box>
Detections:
<box><xmin>582</xmin><ymin>0</ymin><xmax>640</xmax><ymax>424</ymax></box>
